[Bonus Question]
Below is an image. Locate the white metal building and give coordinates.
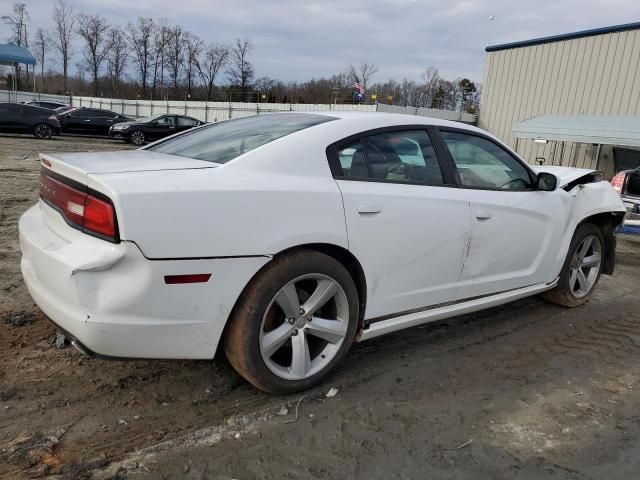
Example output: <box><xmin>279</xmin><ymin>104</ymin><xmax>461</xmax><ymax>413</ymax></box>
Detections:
<box><xmin>479</xmin><ymin>22</ymin><xmax>640</xmax><ymax>178</ymax></box>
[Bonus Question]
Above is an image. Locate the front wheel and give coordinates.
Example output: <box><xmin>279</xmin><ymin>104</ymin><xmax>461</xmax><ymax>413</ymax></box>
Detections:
<box><xmin>33</xmin><ymin>123</ymin><xmax>54</xmax><ymax>139</ymax></box>
<box><xmin>129</xmin><ymin>130</ymin><xmax>145</xmax><ymax>145</ymax></box>
<box><xmin>542</xmin><ymin>223</ymin><xmax>604</xmax><ymax>307</ymax></box>
<box><xmin>224</xmin><ymin>250</ymin><xmax>359</xmax><ymax>394</ymax></box>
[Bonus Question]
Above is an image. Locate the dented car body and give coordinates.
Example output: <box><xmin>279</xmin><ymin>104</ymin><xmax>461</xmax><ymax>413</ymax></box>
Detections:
<box><xmin>18</xmin><ymin>112</ymin><xmax>626</xmax><ymax>392</ymax></box>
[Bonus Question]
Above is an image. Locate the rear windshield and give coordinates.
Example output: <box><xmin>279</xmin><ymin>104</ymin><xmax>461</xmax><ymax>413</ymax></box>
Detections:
<box><xmin>147</xmin><ymin>113</ymin><xmax>336</xmax><ymax>164</ymax></box>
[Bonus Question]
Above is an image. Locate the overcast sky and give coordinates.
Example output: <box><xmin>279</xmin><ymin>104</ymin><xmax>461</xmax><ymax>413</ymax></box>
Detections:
<box><xmin>3</xmin><ymin>0</ymin><xmax>640</xmax><ymax>84</ymax></box>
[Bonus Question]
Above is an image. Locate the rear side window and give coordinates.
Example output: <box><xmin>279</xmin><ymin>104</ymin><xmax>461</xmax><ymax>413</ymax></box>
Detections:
<box><xmin>336</xmin><ymin>130</ymin><xmax>444</xmax><ymax>185</ymax></box>
<box><xmin>78</xmin><ymin>110</ymin><xmax>101</xmax><ymax>118</ymax></box>
<box><xmin>177</xmin><ymin>116</ymin><xmax>198</xmax><ymax>127</ymax></box>
<box><xmin>148</xmin><ymin>113</ymin><xmax>336</xmax><ymax>164</ymax></box>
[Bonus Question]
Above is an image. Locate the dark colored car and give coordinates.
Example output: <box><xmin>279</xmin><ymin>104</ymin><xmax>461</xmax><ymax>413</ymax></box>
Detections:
<box><xmin>0</xmin><ymin>102</ymin><xmax>61</xmax><ymax>139</ymax></box>
<box><xmin>109</xmin><ymin>114</ymin><xmax>204</xmax><ymax>145</ymax></box>
<box><xmin>26</xmin><ymin>100</ymin><xmax>70</xmax><ymax>110</ymax></box>
<box><xmin>611</xmin><ymin>168</ymin><xmax>640</xmax><ymax>234</ymax></box>
<box><xmin>57</xmin><ymin>108</ymin><xmax>131</xmax><ymax>136</ymax></box>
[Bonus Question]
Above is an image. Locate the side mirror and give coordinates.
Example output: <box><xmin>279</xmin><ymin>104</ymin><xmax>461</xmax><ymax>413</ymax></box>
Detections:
<box><xmin>536</xmin><ymin>172</ymin><xmax>558</xmax><ymax>191</ymax></box>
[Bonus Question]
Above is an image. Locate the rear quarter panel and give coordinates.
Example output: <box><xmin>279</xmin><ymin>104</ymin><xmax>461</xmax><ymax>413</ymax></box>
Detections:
<box><xmin>89</xmin><ymin>166</ymin><xmax>348</xmax><ymax>258</ymax></box>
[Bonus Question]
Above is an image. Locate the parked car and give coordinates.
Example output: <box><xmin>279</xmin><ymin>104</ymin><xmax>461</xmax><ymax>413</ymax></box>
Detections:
<box><xmin>57</xmin><ymin>107</ymin><xmax>131</xmax><ymax>136</ymax></box>
<box><xmin>0</xmin><ymin>102</ymin><xmax>60</xmax><ymax>139</ymax></box>
<box><xmin>19</xmin><ymin>112</ymin><xmax>626</xmax><ymax>393</ymax></box>
<box><xmin>109</xmin><ymin>114</ymin><xmax>204</xmax><ymax>145</ymax></box>
<box><xmin>611</xmin><ymin>168</ymin><xmax>640</xmax><ymax>233</ymax></box>
<box><xmin>26</xmin><ymin>100</ymin><xmax>70</xmax><ymax>110</ymax></box>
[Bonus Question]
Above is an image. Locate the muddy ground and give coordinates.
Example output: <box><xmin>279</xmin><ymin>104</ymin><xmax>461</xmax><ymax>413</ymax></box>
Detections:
<box><xmin>1</xmin><ymin>134</ymin><xmax>640</xmax><ymax>479</ymax></box>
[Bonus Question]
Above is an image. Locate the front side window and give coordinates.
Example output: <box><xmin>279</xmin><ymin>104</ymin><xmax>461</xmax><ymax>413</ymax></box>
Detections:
<box><xmin>148</xmin><ymin>113</ymin><xmax>336</xmax><ymax>164</ymax></box>
<box><xmin>336</xmin><ymin>130</ymin><xmax>443</xmax><ymax>185</ymax></box>
<box><xmin>440</xmin><ymin>131</ymin><xmax>532</xmax><ymax>190</ymax></box>
<box><xmin>156</xmin><ymin>116</ymin><xmax>175</xmax><ymax>126</ymax></box>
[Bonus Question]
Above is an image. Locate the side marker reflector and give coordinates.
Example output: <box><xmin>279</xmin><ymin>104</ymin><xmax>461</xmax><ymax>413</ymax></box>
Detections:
<box><xmin>164</xmin><ymin>274</ymin><xmax>212</xmax><ymax>284</ymax></box>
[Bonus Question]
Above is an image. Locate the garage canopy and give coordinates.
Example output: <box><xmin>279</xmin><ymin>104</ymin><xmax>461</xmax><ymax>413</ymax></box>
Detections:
<box><xmin>513</xmin><ymin>115</ymin><xmax>640</xmax><ymax>147</ymax></box>
<box><xmin>0</xmin><ymin>43</ymin><xmax>36</xmax><ymax>66</ymax></box>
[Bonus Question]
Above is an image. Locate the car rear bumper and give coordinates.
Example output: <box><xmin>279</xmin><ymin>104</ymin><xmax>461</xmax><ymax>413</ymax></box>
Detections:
<box><xmin>19</xmin><ymin>203</ymin><xmax>269</xmax><ymax>359</ymax></box>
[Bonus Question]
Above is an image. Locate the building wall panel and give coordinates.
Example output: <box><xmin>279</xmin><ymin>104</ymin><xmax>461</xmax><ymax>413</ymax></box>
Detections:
<box><xmin>480</xmin><ymin>28</ymin><xmax>640</xmax><ymax>174</ymax></box>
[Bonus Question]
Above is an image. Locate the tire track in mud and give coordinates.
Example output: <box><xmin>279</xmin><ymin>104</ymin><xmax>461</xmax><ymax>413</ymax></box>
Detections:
<box><xmin>537</xmin><ymin>312</ymin><xmax>640</xmax><ymax>372</ymax></box>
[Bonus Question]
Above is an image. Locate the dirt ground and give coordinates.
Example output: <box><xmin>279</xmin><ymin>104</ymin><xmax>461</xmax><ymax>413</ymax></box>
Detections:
<box><xmin>1</xmin><ymin>133</ymin><xmax>640</xmax><ymax>480</ymax></box>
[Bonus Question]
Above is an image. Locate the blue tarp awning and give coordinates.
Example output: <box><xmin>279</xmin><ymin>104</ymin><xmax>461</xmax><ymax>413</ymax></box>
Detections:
<box><xmin>0</xmin><ymin>43</ymin><xmax>36</xmax><ymax>66</ymax></box>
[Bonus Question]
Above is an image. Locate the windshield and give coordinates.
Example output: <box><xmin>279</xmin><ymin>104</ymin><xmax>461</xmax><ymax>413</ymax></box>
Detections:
<box><xmin>147</xmin><ymin>113</ymin><xmax>336</xmax><ymax>164</ymax></box>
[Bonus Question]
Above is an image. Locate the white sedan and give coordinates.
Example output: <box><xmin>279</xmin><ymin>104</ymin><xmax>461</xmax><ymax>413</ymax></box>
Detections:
<box><xmin>19</xmin><ymin>112</ymin><xmax>626</xmax><ymax>393</ymax></box>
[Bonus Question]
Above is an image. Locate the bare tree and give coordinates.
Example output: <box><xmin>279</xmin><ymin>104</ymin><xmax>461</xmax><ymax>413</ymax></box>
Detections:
<box><xmin>151</xmin><ymin>22</ymin><xmax>170</xmax><ymax>99</ymax></box>
<box><xmin>127</xmin><ymin>17</ymin><xmax>154</xmax><ymax>97</ymax></box>
<box><xmin>165</xmin><ymin>25</ymin><xmax>184</xmax><ymax>98</ymax></box>
<box><xmin>196</xmin><ymin>43</ymin><xmax>228</xmax><ymax>101</ymax></box>
<box><xmin>107</xmin><ymin>27</ymin><xmax>128</xmax><ymax>97</ymax></box>
<box><xmin>227</xmin><ymin>38</ymin><xmax>254</xmax><ymax>93</ymax></box>
<box><xmin>2</xmin><ymin>2</ymin><xmax>30</xmax><ymax>88</ymax></box>
<box><xmin>33</xmin><ymin>28</ymin><xmax>49</xmax><ymax>91</ymax></box>
<box><xmin>346</xmin><ymin>61</ymin><xmax>378</xmax><ymax>90</ymax></box>
<box><xmin>421</xmin><ymin>66</ymin><xmax>440</xmax><ymax>107</ymax></box>
<box><xmin>76</xmin><ymin>13</ymin><xmax>111</xmax><ymax>95</ymax></box>
<box><xmin>52</xmin><ymin>0</ymin><xmax>74</xmax><ymax>92</ymax></box>
<box><xmin>183</xmin><ymin>32</ymin><xmax>202</xmax><ymax>98</ymax></box>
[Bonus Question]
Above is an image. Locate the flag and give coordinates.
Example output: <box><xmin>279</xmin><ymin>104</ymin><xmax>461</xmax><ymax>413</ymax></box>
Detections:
<box><xmin>353</xmin><ymin>82</ymin><xmax>365</xmax><ymax>95</ymax></box>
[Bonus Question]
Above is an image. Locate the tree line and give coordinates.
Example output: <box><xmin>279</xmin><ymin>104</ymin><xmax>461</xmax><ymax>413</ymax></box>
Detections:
<box><xmin>2</xmin><ymin>1</ymin><xmax>480</xmax><ymax>112</ymax></box>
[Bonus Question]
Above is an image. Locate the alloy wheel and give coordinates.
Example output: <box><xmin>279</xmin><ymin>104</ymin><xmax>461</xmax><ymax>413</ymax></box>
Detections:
<box><xmin>34</xmin><ymin>124</ymin><xmax>52</xmax><ymax>139</ymax></box>
<box><xmin>569</xmin><ymin>235</ymin><xmax>602</xmax><ymax>298</ymax></box>
<box><xmin>259</xmin><ymin>274</ymin><xmax>350</xmax><ymax>381</ymax></box>
<box><xmin>130</xmin><ymin>131</ymin><xmax>145</xmax><ymax>145</ymax></box>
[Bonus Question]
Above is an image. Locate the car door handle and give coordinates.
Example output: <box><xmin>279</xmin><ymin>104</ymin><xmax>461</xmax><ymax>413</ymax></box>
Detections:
<box><xmin>476</xmin><ymin>209</ymin><xmax>493</xmax><ymax>220</ymax></box>
<box><xmin>357</xmin><ymin>203</ymin><xmax>382</xmax><ymax>214</ymax></box>
<box><xmin>83</xmin><ymin>119</ymin><xmax>91</xmax><ymax>122</ymax></box>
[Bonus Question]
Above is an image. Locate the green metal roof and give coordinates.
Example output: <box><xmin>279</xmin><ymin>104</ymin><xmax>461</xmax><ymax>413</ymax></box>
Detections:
<box><xmin>0</xmin><ymin>43</ymin><xmax>36</xmax><ymax>66</ymax></box>
<box><xmin>513</xmin><ymin>115</ymin><xmax>640</xmax><ymax>146</ymax></box>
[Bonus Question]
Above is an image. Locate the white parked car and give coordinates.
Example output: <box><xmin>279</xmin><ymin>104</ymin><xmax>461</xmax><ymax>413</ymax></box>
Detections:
<box><xmin>19</xmin><ymin>112</ymin><xmax>625</xmax><ymax>393</ymax></box>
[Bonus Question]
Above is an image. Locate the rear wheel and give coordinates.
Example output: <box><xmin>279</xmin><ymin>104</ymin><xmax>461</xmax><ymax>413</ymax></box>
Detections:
<box><xmin>33</xmin><ymin>123</ymin><xmax>54</xmax><ymax>139</ymax></box>
<box><xmin>224</xmin><ymin>250</ymin><xmax>359</xmax><ymax>394</ymax></box>
<box><xmin>542</xmin><ymin>223</ymin><xmax>604</xmax><ymax>307</ymax></box>
<box><xmin>129</xmin><ymin>130</ymin><xmax>145</xmax><ymax>145</ymax></box>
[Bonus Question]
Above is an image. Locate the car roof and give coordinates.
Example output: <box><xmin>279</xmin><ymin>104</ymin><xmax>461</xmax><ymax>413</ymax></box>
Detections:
<box><xmin>270</xmin><ymin>110</ymin><xmax>486</xmax><ymax>138</ymax></box>
<box><xmin>212</xmin><ymin>111</ymin><xmax>497</xmax><ymax>178</ymax></box>
<box><xmin>0</xmin><ymin>102</ymin><xmax>50</xmax><ymax>111</ymax></box>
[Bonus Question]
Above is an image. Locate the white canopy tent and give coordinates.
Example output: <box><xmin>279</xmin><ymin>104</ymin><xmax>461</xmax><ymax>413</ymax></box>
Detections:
<box><xmin>513</xmin><ymin>115</ymin><xmax>640</xmax><ymax>147</ymax></box>
<box><xmin>512</xmin><ymin>115</ymin><xmax>640</xmax><ymax>174</ymax></box>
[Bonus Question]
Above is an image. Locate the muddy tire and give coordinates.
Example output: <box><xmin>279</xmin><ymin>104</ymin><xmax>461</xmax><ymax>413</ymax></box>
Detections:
<box><xmin>33</xmin><ymin>123</ymin><xmax>54</xmax><ymax>139</ymax></box>
<box><xmin>224</xmin><ymin>250</ymin><xmax>359</xmax><ymax>394</ymax></box>
<box><xmin>542</xmin><ymin>223</ymin><xmax>604</xmax><ymax>307</ymax></box>
<box><xmin>129</xmin><ymin>130</ymin><xmax>145</xmax><ymax>145</ymax></box>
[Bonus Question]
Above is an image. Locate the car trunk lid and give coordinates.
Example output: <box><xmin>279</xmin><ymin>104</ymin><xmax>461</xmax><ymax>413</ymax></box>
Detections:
<box><xmin>40</xmin><ymin>150</ymin><xmax>216</xmax><ymax>186</ymax></box>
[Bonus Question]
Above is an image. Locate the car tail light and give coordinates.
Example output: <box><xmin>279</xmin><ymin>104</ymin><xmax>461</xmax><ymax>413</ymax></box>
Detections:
<box><xmin>611</xmin><ymin>172</ymin><xmax>626</xmax><ymax>193</ymax></box>
<box><xmin>40</xmin><ymin>170</ymin><xmax>119</xmax><ymax>242</ymax></box>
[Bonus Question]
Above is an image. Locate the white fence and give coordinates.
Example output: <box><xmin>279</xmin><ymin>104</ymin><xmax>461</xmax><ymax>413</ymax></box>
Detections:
<box><xmin>0</xmin><ymin>89</ymin><xmax>476</xmax><ymax>124</ymax></box>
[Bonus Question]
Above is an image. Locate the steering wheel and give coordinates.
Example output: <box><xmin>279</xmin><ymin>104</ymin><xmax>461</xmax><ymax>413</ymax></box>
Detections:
<box><xmin>497</xmin><ymin>178</ymin><xmax>526</xmax><ymax>190</ymax></box>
